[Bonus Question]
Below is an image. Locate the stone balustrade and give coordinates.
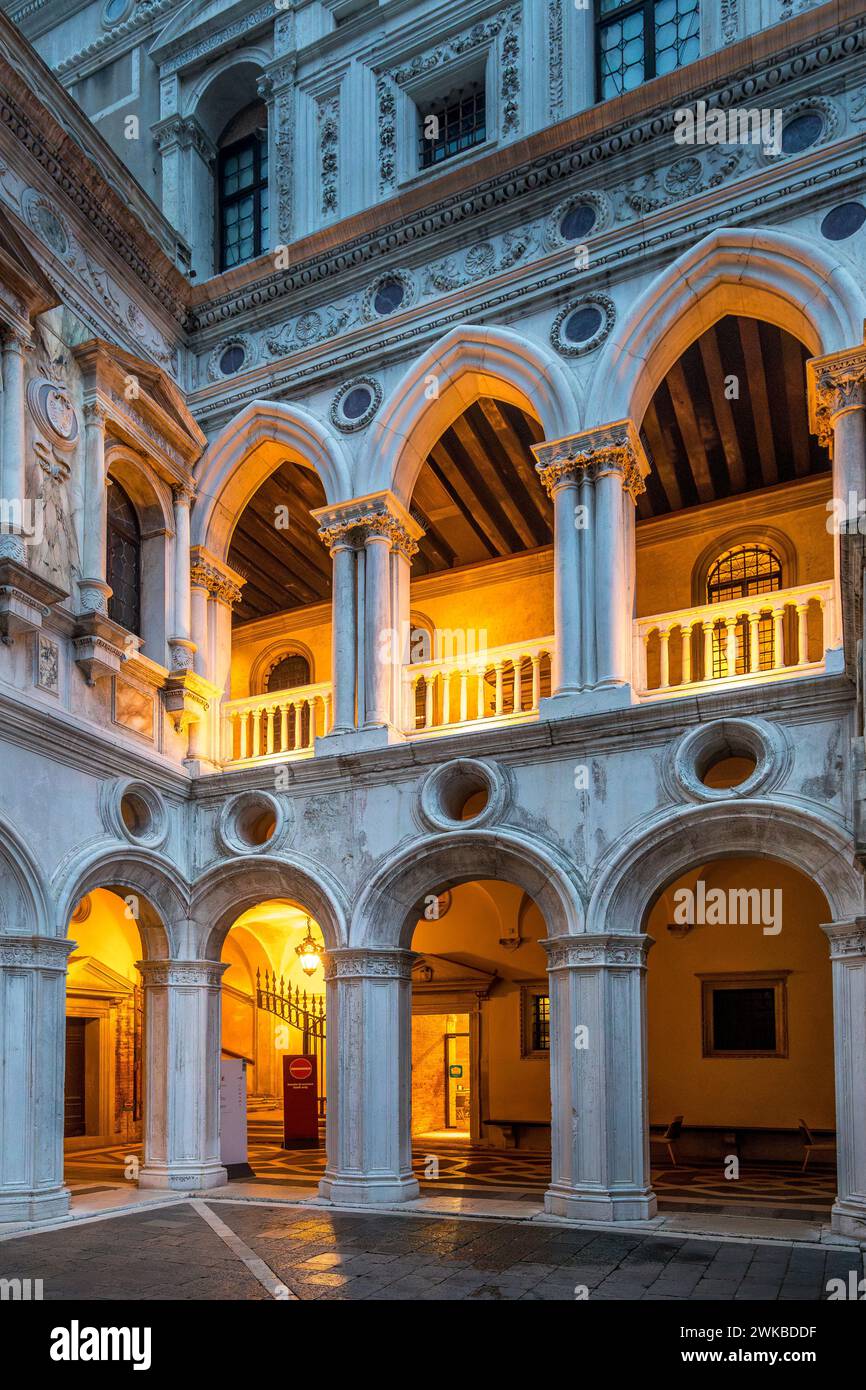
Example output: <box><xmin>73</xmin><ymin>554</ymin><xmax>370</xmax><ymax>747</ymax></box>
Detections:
<box><xmin>222</xmin><ymin>681</ymin><xmax>332</xmax><ymax>763</ymax></box>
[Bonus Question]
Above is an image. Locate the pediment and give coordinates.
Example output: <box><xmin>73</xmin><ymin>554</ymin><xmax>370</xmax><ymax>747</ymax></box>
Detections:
<box><xmin>66</xmin><ymin>954</ymin><xmax>136</xmax><ymax>997</ymax></box>
<box><xmin>0</xmin><ymin>201</ymin><xmax>58</xmax><ymax>331</ymax></box>
<box><xmin>72</xmin><ymin>337</ymin><xmax>206</xmax><ymax>480</ymax></box>
<box><xmin>150</xmin><ymin>0</ymin><xmax>271</xmax><ymax>67</ymax></box>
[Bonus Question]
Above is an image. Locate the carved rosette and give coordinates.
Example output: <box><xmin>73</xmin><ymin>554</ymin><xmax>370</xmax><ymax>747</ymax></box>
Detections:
<box><xmin>532</xmin><ymin>419</ymin><xmax>650</xmax><ymax>502</ymax></box>
<box><xmin>0</xmin><ymin>936</ymin><xmax>76</xmax><ymax>971</ymax></box>
<box><xmin>322</xmin><ymin>948</ymin><xmax>418</xmax><ymax>982</ymax></box>
<box><xmin>136</xmin><ymin>960</ymin><xmax>228</xmax><ymax>988</ymax></box>
<box><xmin>543</xmin><ymin>934</ymin><xmax>654</xmax><ymax>971</ymax></box>
<box><xmin>807</xmin><ymin>344</ymin><xmax>866</xmax><ymax>448</ymax></box>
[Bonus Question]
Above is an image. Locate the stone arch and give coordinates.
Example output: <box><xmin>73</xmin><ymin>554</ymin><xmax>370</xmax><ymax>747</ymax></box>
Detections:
<box><xmin>182</xmin><ymin>49</ymin><xmax>270</xmax><ymax>139</ymax></box>
<box><xmin>362</xmin><ymin>324</ymin><xmax>583</xmax><ymax>505</ymax></box>
<box><xmin>352</xmin><ymin>828</ymin><xmax>587</xmax><ymax>949</ymax></box>
<box><xmin>591</xmin><ymin>226</ymin><xmax>866</xmax><ymax>429</ymax></box>
<box><xmin>52</xmin><ymin>845</ymin><xmax>188</xmax><ymax>959</ymax></box>
<box><xmin>587</xmin><ymin>800</ymin><xmax>862</xmax><ymax>935</ymax></box>
<box><xmin>106</xmin><ymin>443</ymin><xmax>174</xmax><ymax>661</ymax></box>
<box><xmin>0</xmin><ymin>817</ymin><xmax>52</xmax><ymax>935</ymax></box>
<box><xmin>690</xmin><ymin>525</ymin><xmax>799</xmax><ymax>604</ymax></box>
<box><xmin>192</xmin><ymin>400</ymin><xmax>353</xmax><ymax>564</ymax></box>
<box><xmin>191</xmin><ymin>854</ymin><xmax>349</xmax><ymax>961</ymax></box>
<box><xmin>249</xmin><ymin>637</ymin><xmax>316</xmax><ymax>696</ymax></box>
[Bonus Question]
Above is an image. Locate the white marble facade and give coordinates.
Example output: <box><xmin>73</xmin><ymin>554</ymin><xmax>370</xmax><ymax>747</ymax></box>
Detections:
<box><xmin>0</xmin><ymin>0</ymin><xmax>865</xmax><ymax>1241</ymax></box>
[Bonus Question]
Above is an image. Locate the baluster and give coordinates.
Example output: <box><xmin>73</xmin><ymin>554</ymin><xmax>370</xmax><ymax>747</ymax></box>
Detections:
<box><xmin>773</xmin><ymin>605</ymin><xmax>786</xmax><ymax>669</ymax></box>
<box><xmin>701</xmin><ymin>622</ymin><xmax>712</xmax><ymax>683</ymax></box>
<box><xmin>747</xmin><ymin>611</ymin><xmax>760</xmax><ymax>674</ymax></box>
<box><xmin>239</xmin><ymin>712</ymin><xmax>249</xmax><ymax>760</ymax></box>
<box><xmin>306</xmin><ymin>699</ymin><xmax>315</xmax><ymax>748</ymax></box>
<box><xmin>818</xmin><ymin>595</ymin><xmax>827</xmax><ymax>663</ymax></box>
<box><xmin>531</xmin><ymin>654</ymin><xmax>541</xmax><ymax>710</ymax></box>
<box><xmin>459</xmin><ymin>668</ymin><xmax>468</xmax><ymax>723</ymax></box>
<box><xmin>475</xmin><ymin>669</ymin><xmax>485</xmax><ymax>719</ymax></box>
<box><xmin>494</xmin><ymin>661</ymin><xmax>504</xmax><ymax>715</ymax></box>
<box><xmin>797</xmin><ymin>602</ymin><xmax>810</xmax><ymax>665</ymax></box>
<box><xmin>424</xmin><ymin>675</ymin><xmax>434</xmax><ymax>728</ymax></box>
<box><xmin>441</xmin><ymin>671</ymin><xmax>451</xmax><ymax>726</ymax></box>
<box><xmin>265</xmin><ymin>706</ymin><xmax>275</xmax><ymax>755</ymax></box>
<box><xmin>224</xmin><ymin>711</ymin><xmax>235</xmax><ymax>761</ymax></box>
<box><xmin>682</xmin><ymin>624</ymin><xmax>693</xmax><ymax>685</ymax></box>
<box><xmin>513</xmin><ymin>660</ymin><xmax>523</xmax><ymax>713</ymax></box>
<box><xmin>658</xmin><ymin>626</ymin><xmax>671</xmax><ymax>690</ymax></box>
<box><xmin>324</xmin><ymin>691</ymin><xmax>332</xmax><ymax>734</ymax></box>
<box><xmin>252</xmin><ymin>707</ymin><xmax>262</xmax><ymax>758</ymax></box>
<box><xmin>280</xmin><ymin>702</ymin><xmax>289</xmax><ymax>750</ymax></box>
<box><xmin>725</xmin><ymin>617</ymin><xmax>737</xmax><ymax>678</ymax></box>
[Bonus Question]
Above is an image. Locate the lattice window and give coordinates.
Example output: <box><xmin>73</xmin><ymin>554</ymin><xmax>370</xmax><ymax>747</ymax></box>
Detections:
<box><xmin>419</xmin><ymin>84</ymin><xmax>487</xmax><ymax>169</ymax></box>
<box><xmin>218</xmin><ymin>120</ymin><xmax>268</xmax><ymax>271</ymax></box>
<box><xmin>707</xmin><ymin>545</ymin><xmax>782</xmax><ymax>678</ymax></box>
<box><xmin>532</xmin><ymin>994</ymin><xmax>550</xmax><ymax>1052</ymax></box>
<box><xmin>106</xmin><ymin>480</ymin><xmax>141</xmax><ymax>637</ymax></box>
<box><xmin>597</xmin><ymin>0</ymin><xmax>700</xmax><ymax>100</ymax></box>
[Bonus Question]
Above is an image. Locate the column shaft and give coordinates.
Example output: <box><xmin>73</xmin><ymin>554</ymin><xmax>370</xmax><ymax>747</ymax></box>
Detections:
<box><xmin>78</xmin><ymin>403</ymin><xmax>110</xmax><ymax>613</ymax></box>
<box><xmin>318</xmin><ymin>949</ymin><xmax>418</xmax><ymax>1205</ymax></box>
<box><xmin>0</xmin><ymin>333</ymin><xmax>27</xmax><ymax>561</ymax></box>
<box><xmin>824</xmin><ymin>921</ymin><xmax>866</xmax><ymax>1240</ymax></box>
<box><xmin>544</xmin><ymin>933</ymin><xmax>656</xmax><ymax>1222</ymax></box>
<box><xmin>551</xmin><ymin>479</ymin><xmax>582</xmax><ymax>694</ymax></box>
<box><xmin>331</xmin><ymin>541</ymin><xmax>357</xmax><ymax>731</ymax></box>
<box><xmin>363</xmin><ymin>533</ymin><xmax>392</xmax><ymax>727</ymax></box>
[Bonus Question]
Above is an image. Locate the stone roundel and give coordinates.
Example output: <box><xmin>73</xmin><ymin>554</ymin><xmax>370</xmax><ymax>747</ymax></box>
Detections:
<box><xmin>216</xmin><ymin>789</ymin><xmax>294</xmax><ymax>856</ymax></box>
<box><xmin>665</xmin><ymin>718</ymin><xmax>790</xmax><ymax>804</ymax></box>
<box><xmin>329</xmin><ymin>376</ymin><xmax>383</xmax><ymax>433</ymax></box>
<box><xmin>417</xmin><ymin>757</ymin><xmax>511</xmax><ymax>832</ymax></box>
<box><xmin>100</xmin><ymin>778</ymin><xmax>169</xmax><ymax>849</ymax></box>
<box><xmin>550</xmin><ymin>293</ymin><xmax>615</xmax><ymax>358</ymax></box>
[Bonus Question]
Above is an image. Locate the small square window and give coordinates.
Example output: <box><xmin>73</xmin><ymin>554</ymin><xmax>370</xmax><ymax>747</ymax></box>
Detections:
<box><xmin>700</xmin><ymin>973</ymin><xmax>789</xmax><ymax>1058</ymax></box>
<box><xmin>418</xmin><ymin>84</ymin><xmax>487</xmax><ymax>170</ymax></box>
<box><xmin>520</xmin><ymin>984</ymin><xmax>551</xmax><ymax>1058</ymax></box>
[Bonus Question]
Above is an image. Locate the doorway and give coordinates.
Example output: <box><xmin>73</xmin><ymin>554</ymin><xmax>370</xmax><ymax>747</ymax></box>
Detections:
<box><xmin>444</xmin><ymin>1030</ymin><xmax>470</xmax><ymax>1132</ymax></box>
<box><xmin>64</xmin><ymin>1017</ymin><xmax>87</xmax><ymax>1139</ymax></box>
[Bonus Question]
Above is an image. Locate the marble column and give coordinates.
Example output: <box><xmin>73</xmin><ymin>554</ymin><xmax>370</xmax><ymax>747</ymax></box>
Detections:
<box><xmin>823</xmin><ymin>920</ymin><xmax>866</xmax><ymax>1240</ymax></box>
<box><xmin>77</xmin><ymin>402</ymin><xmax>111</xmax><ymax>615</ymax></box>
<box><xmin>533</xmin><ymin>421</ymin><xmax>648</xmax><ymax>711</ymax></box>
<box><xmin>168</xmin><ymin>485</ymin><xmax>196</xmax><ymax>674</ymax></box>
<box><xmin>326</xmin><ymin>534</ymin><xmax>357</xmax><ymax>733</ymax></box>
<box><xmin>0</xmin><ymin>330</ymin><xmax>29</xmax><ymax>563</ymax></box>
<box><xmin>0</xmin><ymin>936</ymin><xmax>75</xmax><ymax>1223</ymax></box>
<box><xmin>138</xmin><ymin>959</ymin><xmax>228</xmax><ymax>1192</ymax></box>
<box><xmin>543</xmin><ymin>933</ymin><xmax>656</xmax><ymax>1222</ymax></box>
<box><xmin>318</xmin><ymin>948</ymin><xmax>419</xmax><ymax>1205</ymax></box>
<box><xmin>153</xmin><ymin>117</ymin><xmax>216</xmax><ymax>282</ymax></box>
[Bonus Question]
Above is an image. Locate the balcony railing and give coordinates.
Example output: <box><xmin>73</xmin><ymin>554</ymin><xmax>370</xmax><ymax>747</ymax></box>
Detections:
<box><xmin>634</xmin><ymin>581</ymin><xmax>834</xmax><ymax>699</ymax></box>
<box><xmin>222</xmin><ymin>682</ymin><xmax>332</xmax><ymax>763</ymax></box>
<box><xmin>403</xmin><ymin>637</ymin><xmax>554</xmax><ymax>735</ymax></box>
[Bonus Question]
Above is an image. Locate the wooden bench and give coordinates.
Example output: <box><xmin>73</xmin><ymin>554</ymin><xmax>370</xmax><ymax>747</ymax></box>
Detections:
<box><xmin>484</xmin><ymin>1118</ymin><xmax>550</xmax><ymax>1149</ymax></box>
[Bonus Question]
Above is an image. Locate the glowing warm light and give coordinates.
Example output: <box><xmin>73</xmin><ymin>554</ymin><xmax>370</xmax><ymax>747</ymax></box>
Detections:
<box><xmin>295</xmin><ymin>918</ymin><xmax>322</xmax><ymax>977</ymax></box>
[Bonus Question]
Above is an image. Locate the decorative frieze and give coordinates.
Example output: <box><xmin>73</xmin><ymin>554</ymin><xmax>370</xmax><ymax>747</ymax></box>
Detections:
<box><xmin>543</xmin><ymin>934</ymin><xmax>654</xmax><ymax>971</ymax></box>
<box><xmin>322</xmin><ymin>948</ymin><xmax>418</xmax><ymax>981</ymax></box>
<box><xmin>0</xmin><ymin>936</ymin><xmax>75</xmax><ymax>971</ymax></box>
<box><xmin>136</xmin><ymin>960</ymin><xmax>228</xmax><ymax>988</ymax></box>
<box><xmin>823</xmin><ymin>920</ymin><xmax>866</xmax><ymax>959</ymax></box>
<box><xmin>532</xmin><ymin>420</ymin><xmax>650</xmax><ymax>502</ymax></box>
<box><xmin>314</xmin><ymin>492</ymin><xmax>424</xmax><ymax>560</ymax></box>
<box><xmin>317</xmin><ymin>93</ymin><xmax>340</xmax><ymax>220</ymax></box>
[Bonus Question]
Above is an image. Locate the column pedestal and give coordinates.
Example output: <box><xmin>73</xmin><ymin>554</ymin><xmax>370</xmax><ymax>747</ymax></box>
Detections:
<box><xmin>543</xmin><ymin>933</ymin><xmax>656</xmax><ymax>1223</ymax></box>
<box><xmin>0</xmin><ymin>937</ymin><xmax>74</xmax><ymax>1224</ymax></box>
<box><xmin>824</xmin><ymin>921</ymin><xmax>866</xmax><ymax>1242</ymax></box>
<box><xmin>318</xmin><ymin>948</ymin><xmax>419</xmax><ymax>1205</ymax></box>
<box><xmin>138</xmin><ymin>960</ymin><xmax>228</xmax><ymax>1192</ymax></box>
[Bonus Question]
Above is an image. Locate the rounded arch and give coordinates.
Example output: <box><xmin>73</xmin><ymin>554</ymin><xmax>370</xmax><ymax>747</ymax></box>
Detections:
<box><xmin>192</xmin><ymin>400</ymin><xmax>353</xmax><ymax>564</ymax></box>
<box><xmin>591</xmin><ymin>226</ymin><xmax>866</xmax><ymax>428</ymax></box>
<box><xmin>691</xmin><ymin>525</ymin><xmax>797</xmax><ymax>604</ymax></box>
<box><xmin>249</xmin><ymin>638</ymin><xmax>316</xmax><ymax>696</ymax></box>
<box><xmin>182</xmin><ymin>49</ymin><xmax>270</xmax><ymax>139</ymax></box>
<box><xmin>52</xmin><ymin>845</ymin><xmax>188</xmax><ymax>958</ymax></box>
<box><xmin>587</xmin><ymin>800</ymin><xmax>862</xmax><ymax>935</ymax></box>
<box><xmin>351</xmin><ymin>828</ymin><xmax>587</xmax><ymax>949</ymax></box>
<box><xmin>191</xmin><ymin>854</ymin><xmax>349</xmax><ymax>961</ymax></box>
<box><xmin>0</xmin><ymin>817</ymin><xmax>52</xmax><ymax>935</ymax></box>
<box><xmin>105</xmin><ymin>445</ymin><xmax>173</xmax><ymax>535</ymax></box>
<box><xmin>362</xmin><ymin>324</ymin><xmax>583</xmax><ymax>504</ymax></box>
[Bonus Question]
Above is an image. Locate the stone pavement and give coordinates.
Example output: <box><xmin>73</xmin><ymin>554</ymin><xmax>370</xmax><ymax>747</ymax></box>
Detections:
<box><xmin>1</xmin><ymin>1201</ymin><xmax>863</xmax><ymax>1301</ymax></box>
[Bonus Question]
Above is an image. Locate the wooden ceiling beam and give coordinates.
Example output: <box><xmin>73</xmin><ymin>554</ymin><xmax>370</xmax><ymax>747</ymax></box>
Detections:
<box><xmin>664</xmin><ymin>358</ymin><xmax>715</xmax><ymax>504</ymax></box>
<box><xmin>697</xmin><ymin>327</ymin><xmax>748</xmax><ymax>494</ymax></box>
<box><xmin>780</xmin><ymin>332</ymin><xmax>812</xmax><ymax>478</ymax></box>
<box><xmin>449</xmin><ymin>412</ymin><xmax>536</xmax><ymax>551</ymax></box>
<box><xmin>737</xmin><ymin>317</ymin><xmax>779</xmax><ymax>488</ymax></box>
<box><xmin>640</xmin><ymin>398</ymin><xmax>682</xmax><ymax>512</ymax></box>
<box><xmin>475</xmin><ymin>399</ymin><xmax>552</xmax><ymax>545</ymax></box>
<box><xmin>426</xmin><ymin>444</ymin><xmax>504</xmax><ymax>557</ymax></box>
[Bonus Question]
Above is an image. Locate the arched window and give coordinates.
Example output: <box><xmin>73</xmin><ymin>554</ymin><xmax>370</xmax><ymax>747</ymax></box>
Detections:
<box><xmin>266</xmin><ymin>652</ymin><xmax>311</xmax><ymax>749</ymax></box>
<box><xmin>106</xmin><ymin>479</ymin><xmax>141</xmax><ymax>637</ymax></box>
<box><xmin>707</xmin><ymin>544</ymin><xmax>782</xmax><ymax>678</ymax></box>
<box><xmin>217</xmin><ymin>103</ymin><xmax>268</xmax><ymax>271</ymax></box>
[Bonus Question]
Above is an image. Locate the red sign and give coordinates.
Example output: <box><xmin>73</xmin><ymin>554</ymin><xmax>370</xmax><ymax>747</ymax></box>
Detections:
<box><xmin>282</xmin><ymin>1054</ymin><xmax>319</xmax><ymax>1149</ymax></box>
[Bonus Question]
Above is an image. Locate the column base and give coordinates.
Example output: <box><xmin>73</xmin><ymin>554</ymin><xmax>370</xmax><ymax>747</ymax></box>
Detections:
<box><xmin>139</xmin><ymin>1162</ymin><xmax>228</xmax><ymax>1192</ymax></box>
<box><xmin>831</xmin><ymin>1200</ymin><xmax>866</xmax><ymax>1243</ymax></box>
<box><xmin>318</xmin><ymin>1173</ymin><xmax>420</xmax><ymax>1205</ymax></box>
<box><xmin>544</xmin><ymin>1184</ymin><xmax>657</xmax><ymax>1223</ymax></box>
<box><xmin>0</xmin><ymin>1185</ymin><xmax>71</xmax><ymax>1224</ymax></box>
<box><xmin>540</xmin><ymin>684</ymin><xmax>634</xmax><ymax>721</ymax></box>
<box><xmin>316</xmin><ymin>724</ymin><xmax>405</xmax><ymax>756</ymax></box>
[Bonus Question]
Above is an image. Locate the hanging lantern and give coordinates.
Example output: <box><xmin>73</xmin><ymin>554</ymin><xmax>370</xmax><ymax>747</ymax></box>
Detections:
<box><xmin>295</xmin><ymin>918</ymin><xmax>322</xmax><ymax>977</ymax></box>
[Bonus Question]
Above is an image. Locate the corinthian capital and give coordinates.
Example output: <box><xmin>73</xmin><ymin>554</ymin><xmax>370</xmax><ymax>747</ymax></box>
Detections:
<box><xmin>531</xmin><ymin>419</ymin><xmax>650</xmax><ymax>501</ymax></box>
<box><xmin>807</xmin><ymin>342</ymin><xmax>866</xmax><ymax>448</ymax></box>
<box><xmin>312</xmin><ymin>491</ymin><xmax>424</xmax><ymax>559</ymax></box>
